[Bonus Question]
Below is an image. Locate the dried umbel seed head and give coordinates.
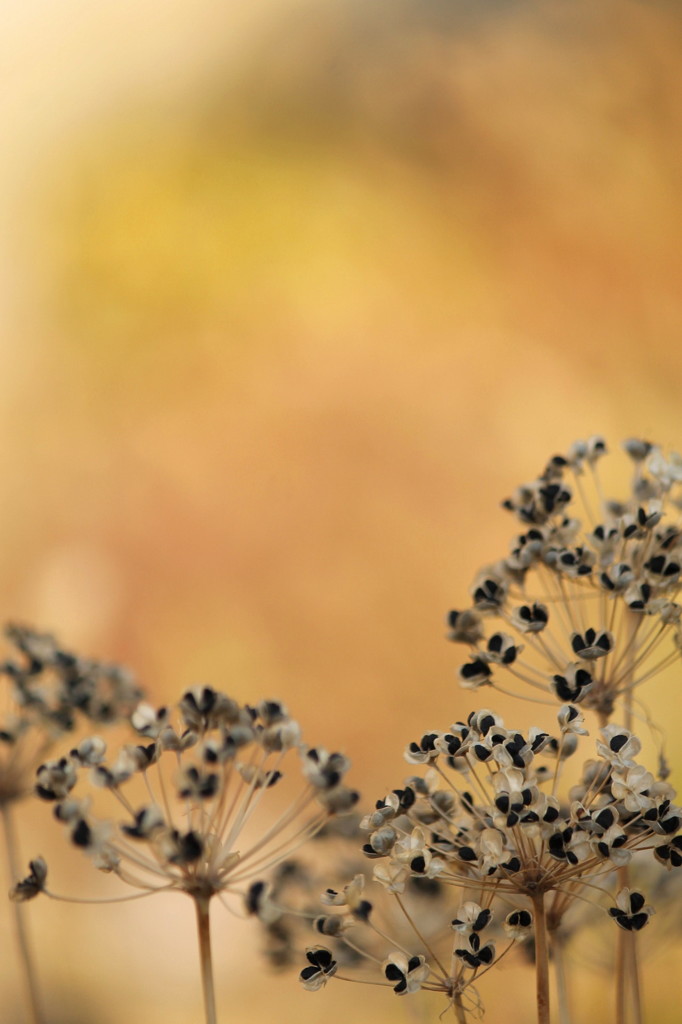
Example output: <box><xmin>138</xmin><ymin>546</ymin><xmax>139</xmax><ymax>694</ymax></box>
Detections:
<box><xmin>1</xmin><ymin>624</ymin><xmax>140</xmax><ymax>728</ymax></box>
<box><xmin>448</xmin><ymin>438</ymin><xmax>682</xmax><ymax>723</ymax></box>
<box><xmin>300</xmin><ymin>704</ymin><xmax>680</xmax><ymax>1015</ymax></box>
<box><xmin>0</xmin><ymin>625</ymin><xmax>140</xmax><ymax>805</ymax></box>
<box><xmin>33</xmin><ymin>686</ymin><xmax>357</xmax><ymax>909</ymax></box>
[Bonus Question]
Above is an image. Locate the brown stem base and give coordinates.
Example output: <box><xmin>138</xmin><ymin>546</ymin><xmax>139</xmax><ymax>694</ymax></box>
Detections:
<box><xmin>1</xmin><ymin>802</ymin><xmax>45</xmax><ymax>1024</ymax></box>
<box><xmin>194</xmin><ymin>896</ymin><xmax>218</xmax><ymax>1024</ymax></box>
<box><xmin>533</xmin><ymin>892</ymin><xmax>550</xmax><ymax>1024</ymax></box>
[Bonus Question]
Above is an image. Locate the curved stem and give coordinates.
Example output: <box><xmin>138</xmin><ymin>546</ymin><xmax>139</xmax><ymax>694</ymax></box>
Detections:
<box><xmin>194</xmin><ymin>896</ymin><xmax>218</xmax><ymax>1024</ymax></box>
<box><xmin>532</xmin><ymin>892</ymin><xmax>550</xmax><ymax>1024</ymax></box>
<box><xmin>0</xmin><ymin>802</ymin><xmax>45</xmax><ymax>1024</ymax></box>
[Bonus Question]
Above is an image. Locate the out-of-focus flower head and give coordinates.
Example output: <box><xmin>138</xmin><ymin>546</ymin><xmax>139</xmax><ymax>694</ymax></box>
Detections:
<box><xmin>0</xmin><ymin>624</ymin><xmax>140</xmax><ymax>805</ymax></box>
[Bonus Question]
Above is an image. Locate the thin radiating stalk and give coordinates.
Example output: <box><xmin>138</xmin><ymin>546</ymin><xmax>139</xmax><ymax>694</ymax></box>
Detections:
<box><xmin>0</xmin><ymin>802</ymin><xmax>45</xmax><ymax>1024</ymax></box>
<box><xmin>533</xmin><ymin>892</ymin><xmax>550</xmax><ymax>1024</ymax></box>
<box><xmin>194</xmin><ymin>896</ymin><xmax>218</xmax><ymax>1024</ymax></box>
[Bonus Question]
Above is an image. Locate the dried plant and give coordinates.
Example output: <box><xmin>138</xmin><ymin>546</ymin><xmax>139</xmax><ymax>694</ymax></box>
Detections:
<box><xmin>295</xmin><ymin>438</ymin><xmax>682</xmax><ymax>1024</ymax></box>
<box><xmin>6</xmin><ymin>436</ymin><xmax>682</xmax><ymax>1024</ymax></box>
<box><xmin>448</xmin><ymin>437</ymin><xmax>682</xmax><ymax>727</ymax></box>
<box><xmin>0</xmin><ymin>624</ymin><xmax>140</xmax><ymax>1024</ymax></box>
<box><xmin>15</xmin><ymin>686</ymin><xmax>357</xmax><ymax>1024</ymax></box>
<box><xmin>296</xmin><ymin>703</ymin><xmax>679</xmax><ymax>1021</ymax></box>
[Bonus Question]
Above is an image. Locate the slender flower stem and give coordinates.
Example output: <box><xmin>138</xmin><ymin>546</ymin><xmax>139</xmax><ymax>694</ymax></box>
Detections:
<box><xmin>614</xmin><ymin>611</ymin><xmax>643</xmax><ymax>1024</ymax></box>
<box><xmin>552</xmin><ymin>932</ymin><xmax>573</xmax><ymax>1024</ymax></box>
<box><xmin>453</xmin><ymin>992</ymin><xmax>467</xmax><ymax>1023</ymax></box>
<box><xmin>0</xmin><ymin>802</ymin><xmax>45</xmax><ymax>1024</ymax></box>
<box><xmin>194</xmin><ymin>896</ymin><xmax>218</xmax><ymax>1024</ymax></box>
<box><xmin>627</xmin><ymin>930</ymin><xmax>643</xmax><ymax>1024</ymax></box>
<box><xmin>615</xmin><ymin>913</ymin><xmax>626</xmax><ymax>1024</ymax></box>
<box><xmin>532</xmin><ymin>892</ymin><xmax>550</xmax><ymax>1024</ymax></box>
<box><xmin>614</xmin><ymin>864</ymin><xmax>643</xmax><ymax>1024</ymax></box>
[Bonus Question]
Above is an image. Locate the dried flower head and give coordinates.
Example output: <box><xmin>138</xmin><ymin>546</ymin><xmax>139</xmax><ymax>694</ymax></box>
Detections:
<box><xmin>448</xmin><ymin>438</ymin><xmax>682</xmax><ymax>723</ymax></box>
<box><xmin>246</xmin><ymin>815</ymin><xmax>451</xmax><ymax>976</ymax></box>
<box><xmin>299</xmin><ymin>704</ymin><xmax>678</xmax><ymax>1017</ymax></box>
<box><xmin>0</xmin><ymin>624</ymin><xmax>140</xmax><ymax>805</ymax></box>
<box><xmin>30</xmin><ymin>687</ymin><xmax>358</xmax><ymax>908</ymax></box>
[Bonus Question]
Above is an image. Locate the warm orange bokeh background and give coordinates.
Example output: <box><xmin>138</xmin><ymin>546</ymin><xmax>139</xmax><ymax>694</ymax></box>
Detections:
<box><xmin>1</xmin><ymin>0</ymin><xmax>682</xmax><ymax>1020</ymax></box>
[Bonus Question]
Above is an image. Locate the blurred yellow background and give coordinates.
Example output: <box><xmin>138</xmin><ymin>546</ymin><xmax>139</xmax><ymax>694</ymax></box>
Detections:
<box><xmin>1</xmin><ymin>0</ymin><xmax>682</xmax><ymax>1020</ymax></box>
